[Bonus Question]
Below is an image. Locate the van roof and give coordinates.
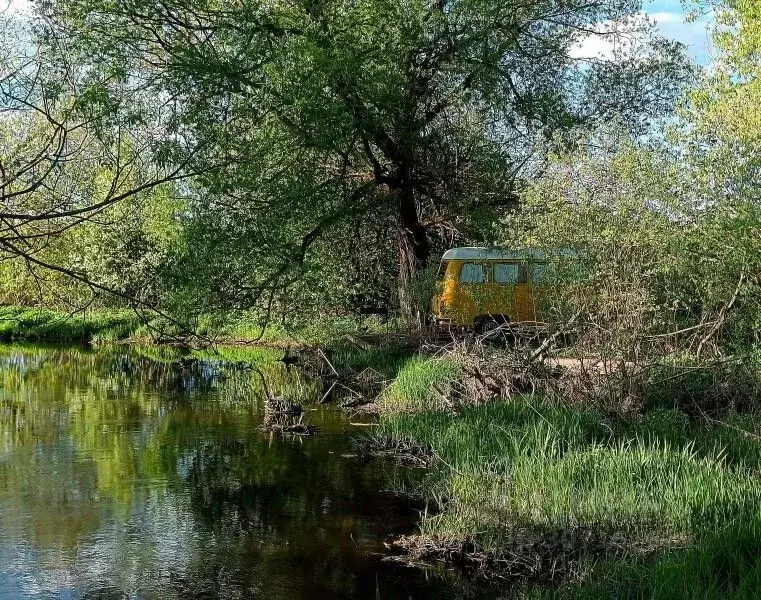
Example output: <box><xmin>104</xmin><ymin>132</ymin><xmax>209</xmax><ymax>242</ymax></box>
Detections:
<box><xmin>441</xmin><ymin>247</ymin><xmax>553</xmax><ymax>261</ymax></box>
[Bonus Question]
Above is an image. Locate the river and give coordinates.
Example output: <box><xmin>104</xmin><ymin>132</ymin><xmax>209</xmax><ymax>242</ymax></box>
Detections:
<box><xmin>0</xmin><ymin>344</ymin><xmax>501</xmax><ymax>599</ymax></box>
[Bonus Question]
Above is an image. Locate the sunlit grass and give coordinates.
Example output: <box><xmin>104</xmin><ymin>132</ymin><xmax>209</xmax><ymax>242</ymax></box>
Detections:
<box><xmin>378</xmin><ymin>356</ymin><xmax>461</xmax><ymax>412</ymax></box>
<box><xmin>377</xmin><ymin>396</ymin><xmax>761</xmax><ymax>594</ymax></box>
<box><xmin>193</xmin><ymin>345</ymin><xmax>284</xmax><ymax>364</ymax></box>
<box><xmin>0</xmin><ymin>306</ymin><xmax>140</xmax><ymax>344</ymax></box>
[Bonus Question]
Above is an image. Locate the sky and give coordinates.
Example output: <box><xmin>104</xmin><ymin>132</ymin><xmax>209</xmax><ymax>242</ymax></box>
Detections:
<box><xmin>646</xmin><ymin>0</ymin><xmax>714</xmax><ymax>63</ymax></box>
<box><xmin>2</xmin><ymin>0</ymin><xmax>715</xmax><ymax>65</ymax></box>
<box><xmin>571</xmin><ymin>0</ymin><xmax>715</xmax><ymax>64</ymax></box>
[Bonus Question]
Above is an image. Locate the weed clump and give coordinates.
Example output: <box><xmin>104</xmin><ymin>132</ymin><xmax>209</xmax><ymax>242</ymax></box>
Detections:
<box><xmin>378</xmin><ymin>355</ymin><xmax>462</xmax><ymax>412</ymax></box>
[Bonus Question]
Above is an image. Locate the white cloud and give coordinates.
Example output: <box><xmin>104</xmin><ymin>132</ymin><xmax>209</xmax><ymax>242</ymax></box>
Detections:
<box><xmin>1</xmin><ymin>0</ymin><xmax>31</xmax><ymax>16</ymax></box>
<box><xmin>568</xmin><ymin>14</ymin><xmax>650</xmax><ymax>62</ymax></box>
<box><xmin>568</xmin><ymin>29</ymin><xmax>634</xmax><ymax>62</ymax></box>
<box><xmin>568</xmin><ymin>11</ymin><xmax>714</xmax><ymax>65</ymax></box>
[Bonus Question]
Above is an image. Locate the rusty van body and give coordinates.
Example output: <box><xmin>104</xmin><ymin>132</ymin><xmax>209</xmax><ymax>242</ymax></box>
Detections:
<box><xmin>431</xmin><ymin>247</ymin><xmax>550</xmax><ymax>334</ymax></box>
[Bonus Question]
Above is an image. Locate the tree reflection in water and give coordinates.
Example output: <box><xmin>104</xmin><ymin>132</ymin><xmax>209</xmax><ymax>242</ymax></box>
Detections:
<box><xmin>0</xmin><ymin>344</ymin><xmax>500</xmax><ymax>599</ymax></box>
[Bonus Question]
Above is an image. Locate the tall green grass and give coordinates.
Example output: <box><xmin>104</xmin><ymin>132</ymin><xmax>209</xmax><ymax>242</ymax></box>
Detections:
<box><xmin>558</xmin><ymin>521</ymin><xmax>761</xmax><ymax>599</ymax></box>
<box><xmin>329</xmin><ymin>344</ymin><xmax>416</xmax><ymax>379</ymax></box>
<box><xmin>378</xmin><ymin>396</ymin><xmax>761</xmax><ymax>594</ymax></box>
<box><xmin>0</xmin><ymin>306</ymin><xmax>140</xmax><ymax>344</ymax></box>
<box><xmin>378</xmin><ymin>355</ymin><xmax>461</xmax><ymax>412</ymax></box>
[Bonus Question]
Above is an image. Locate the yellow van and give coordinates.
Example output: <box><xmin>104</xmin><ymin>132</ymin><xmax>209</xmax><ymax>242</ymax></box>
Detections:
<box><xmin>431</xmin><ymin>247</ymin><xmax>548</xmax><ymax>335</ymax></box>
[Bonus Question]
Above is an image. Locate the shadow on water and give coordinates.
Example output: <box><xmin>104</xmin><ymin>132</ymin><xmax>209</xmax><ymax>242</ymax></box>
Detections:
<box><xmin>0</xmin><ymin>344</ymin><xmax>505</xmax><ymax>599</ymax></box>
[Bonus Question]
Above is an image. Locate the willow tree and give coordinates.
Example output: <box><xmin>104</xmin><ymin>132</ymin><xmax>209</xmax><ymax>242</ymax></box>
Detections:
<box><xmin>41</xmin><ymin>0</ymin><xmax>692</xmax><ymax>319</ymax></box>
<box><xmin>0</xmin><ymin>8</ymin><xmax>213</xmax><ymax>317</ymax></box>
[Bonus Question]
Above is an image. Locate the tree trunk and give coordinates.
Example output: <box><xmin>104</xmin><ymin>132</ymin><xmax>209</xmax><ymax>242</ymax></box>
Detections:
<box><xmin>396</xmin><ymin>184</ymin><xmax>430</xmax><ymax>325</ymax></box>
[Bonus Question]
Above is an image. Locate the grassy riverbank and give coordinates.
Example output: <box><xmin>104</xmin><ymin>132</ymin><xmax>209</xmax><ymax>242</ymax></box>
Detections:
<box><xmin>0</xmin><ymin>305</ymin><xmax>398</xmax><ymax>347</ymax></box>
<box><xmin>374</xmin><ymin>357</ymin><xmax>761</xmax><ymax>597</ymax></box>
<box><xmin>0</xmin><ymin>306</ymin><xmax>141</xmax><ymax>343</ymax></box>
<box><xmin>7</xmin><ymin>303</ymin><xmax>761</xmax><ymax>596</ymax></box>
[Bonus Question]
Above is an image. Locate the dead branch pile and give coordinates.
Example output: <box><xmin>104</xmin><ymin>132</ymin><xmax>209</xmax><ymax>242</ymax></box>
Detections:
<box><xmin>362</xmin><ymin>435</ymin><xmax>432</xmax><ymax>468</ymax></box>
<box><xmin>388</xmin><ymin>527</ymin><xmax>689</xmax><ymax>582</ymax></box>
<box><xmin>452</xmin><ymin>347</ymin><xmax>561</xmax><ymax>405</ymax></box>
<box><xmin>260</xmin><ymin>420</ymin><xmax>317</xmax><ymax>436</ymax></box>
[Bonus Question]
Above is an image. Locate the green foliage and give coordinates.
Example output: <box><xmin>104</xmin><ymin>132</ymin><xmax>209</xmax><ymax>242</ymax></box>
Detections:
<box><xmin>644</xmin><ymin>356</ymin><xmax>761</xmax><ymax>415</ymax></box>
<box><xmin>686</xmin><ymin>0</ymin><xmax>761</xmax><ymax>179</ymax></box>
<box><xmin>408</xmin><ymin>263</ymin><xmax>440</xmax><ymax>318</ymax></box>
<box><xmin>503</xmin><ymin>128</ymin><xmax>761</xmax><ymax>362</ymax></box>
<box><xmin>31</xmin><ymin>0</ymin><xmax>692</xmax><ymax>324</ymax></box>
<box><xmin>0</xmin><ymin>7</ymin><xmax>203</xmax><ymax>327</ymax></box>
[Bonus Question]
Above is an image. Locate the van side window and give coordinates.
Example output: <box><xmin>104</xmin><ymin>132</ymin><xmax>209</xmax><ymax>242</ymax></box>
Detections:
<box><xmin>459</xmin><ymin>263</ymin><xmax>486</xmax><ymax>283</ymax></box>
<box><xmin>493</xmin><ymin>263</ymin><xmax>523</xmax><ymax>283</ymax></box>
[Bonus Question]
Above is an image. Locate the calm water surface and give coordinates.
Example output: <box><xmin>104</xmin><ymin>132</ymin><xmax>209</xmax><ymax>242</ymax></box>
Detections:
<box><xmin>0</xmin><ymin>345</ymin><xmax>501</xmax><ymax>599</ymax></box>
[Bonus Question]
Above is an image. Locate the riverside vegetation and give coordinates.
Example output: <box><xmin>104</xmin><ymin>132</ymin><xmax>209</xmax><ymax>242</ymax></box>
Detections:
<box><xmin>6</xmin><ymin>143</ymin><xmax>761</xmax><ymax>595</ymax></box>
<box><xmin>10</xmin><ymin>302</ymin><xmax>761</xmax><ymax>596</ymax></box>
<box><xmin>358</xmin><ymin>140</ymin><xmax>761</xmax><ymax>593</ymax></box>
<box><xmin>358</xmin><ymin>336</ymin><xmax>761</xmax><ymax>597</ymax></box>
<box><xmin>3</xmin><ymin>0</ymin><xmax>761</xmax><ymax>598</ymax></box>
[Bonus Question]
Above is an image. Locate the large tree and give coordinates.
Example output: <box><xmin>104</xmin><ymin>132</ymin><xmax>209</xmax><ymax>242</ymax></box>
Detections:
<box><xmin>38</xmin><ymin>0</ymin><xmax>692</xmax><ymax>319</ymax></box>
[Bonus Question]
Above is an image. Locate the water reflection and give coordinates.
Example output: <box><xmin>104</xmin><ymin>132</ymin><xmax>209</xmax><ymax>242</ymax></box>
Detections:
<box><xmin>0</xmin><ymin>344</ymin><xmax>499</xmax><ymax>599</ymax></box>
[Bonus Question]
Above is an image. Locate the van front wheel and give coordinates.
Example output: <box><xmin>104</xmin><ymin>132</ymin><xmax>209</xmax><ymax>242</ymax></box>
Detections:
<box><xmin>476</xmin><ymin>315</ymin><xmax>510</xmax><ymax>342</ymax></box>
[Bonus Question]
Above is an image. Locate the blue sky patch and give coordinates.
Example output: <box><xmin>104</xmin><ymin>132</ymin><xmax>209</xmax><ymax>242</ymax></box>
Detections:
<box><xmin>645</xmin><ymin>0</ymin><xmax>714</xmax><ymax>63</ymax></box>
